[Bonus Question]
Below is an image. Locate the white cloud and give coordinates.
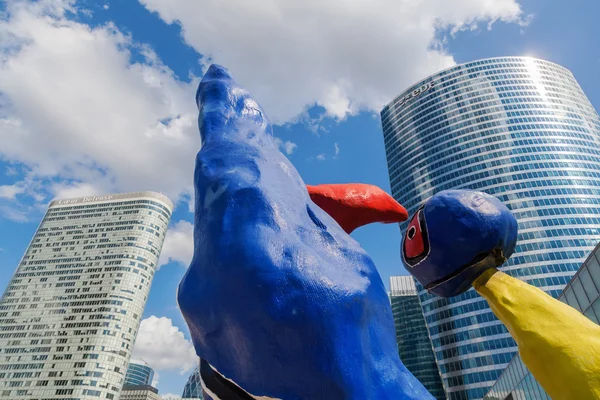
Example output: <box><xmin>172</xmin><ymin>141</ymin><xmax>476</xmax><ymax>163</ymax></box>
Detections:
<box><xmin>0</xmin><ymin>184</ymin><xmax>25</xmax><ymax>199</ymax></box>
<box><xmin>103</xmin><ymin>4</ymin><xmax>109</xmax><ymax>10</ymax></box>
<box><xmin>50</xmin><ymin>182</ymin><xmax>104</xmax><ymax>200</ymax></box>
<box><xmin>158</xmin><ymin>220</ymin><xmax>194</xmax><ymax>268</ymax></box>
<box><xmin>132</xmin><ymin>316</ymin><xmax>198</xmax><ymax>374</ymax></box>
<box><xmin>273</xmin><ymin>137</ymin><xmax>298</xmax><ymax>155</ymax></box>
<box><xmin>283</xmin><ymin>141</ymin><xmax>297</xmax><ymax>155</ymax></box>
<box><xmin>0</xmin><ymin>181</ymin><xmax>38</xmax><ymax>221</ymax></box>
<box><xmin>316</xmin><ymin>154</ymin><xmax>326</xmax><ymax>161</ymax></box>
<box><xmin>0</xmin><ymin>0</ymin><xmax>199</xmax><ymax>211</ymax></box>
<box><xmin>162</xmin><ymin>395</ymin><xmax>183</xmax><ymax>400</ymax></box>
<box><xmin>5</xmin><ymin>167</ymin><xmax>19</xmax><ymax>176</ymax></box>
<box><xmin>151</xmin><ymin>371</ymin><xmax>159</xmax><ymax>387</ymax></box>
<box><xmin>0</xmin><ymin>205</ymin><xmax>30</xmax><ymax>222</ymax></box>
<box><xmin>139</xmin><ymin>0</ymin><xmax>526</xmax><ymax>123</ymax></box>
<box><xmin>334</xmin><ymin>142</ymin><xmax>340</xmax><ymax>157</ymax></box>
<box><xmin>0</xmin><ymin>0</ymin><xmax>527</xmax><ymax>222</ymax></box>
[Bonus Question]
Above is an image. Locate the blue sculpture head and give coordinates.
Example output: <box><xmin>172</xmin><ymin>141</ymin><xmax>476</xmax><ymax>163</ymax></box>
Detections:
<box><xmin>402</xmin><ymin>190</ymin><xmax>518</xmax><ymax>298</ymax></box>
<box><xmin>177</xmin><ymin>65</ymin><xmax>433</xmax><ymax>399</ymax></box>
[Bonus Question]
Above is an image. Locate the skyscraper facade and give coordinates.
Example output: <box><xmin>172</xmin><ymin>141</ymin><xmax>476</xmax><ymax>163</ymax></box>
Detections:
<box><xmin>389</xmin><ymin>276</ymin><xmax>446</xmax><ymax>400</ymax></box>
<box><xmin>125</xmin><ymin>359</ymin><xmax>155</xmax><ymax>387</ymax></box>
<box><xmin>381</xmin><ymin>57</ymin><xmax>600</xmax><ymax>399</ymax></box>
<box><xmin>0</xmin><ymin>192</ymin><xmax>172</xmax><ymax>399</ymax></box>
<box><xmin>182</xmin><ymin>365</ymin><xmax>203</xmax><ymax>399</ymax></box>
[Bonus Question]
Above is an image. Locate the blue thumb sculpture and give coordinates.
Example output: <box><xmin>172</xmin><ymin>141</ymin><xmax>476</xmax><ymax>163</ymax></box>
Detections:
<box><xmin>177</xmin><ymin>65</ymin><xmax>434</xmax><ymax>399</ymax></box>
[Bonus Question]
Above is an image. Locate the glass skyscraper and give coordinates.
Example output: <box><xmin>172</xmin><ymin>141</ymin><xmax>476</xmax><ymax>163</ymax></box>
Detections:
<box><xmin>484</xmin><ymin>240</ymin><xmax>600</xmax><ymax>400</ymax></box>
<box><xmin>390</xmin><ymin>276</ymin><xmax>446</xmax><ymax>400</ymax></box>
<box><xmin>124</xmin><ymin>359</ymin><xmax>155</xmax><ymax>387</ymax></box>
<box><xmin>381</xmin><ymin>57</ymin><xmax>600</xmax><ymax>399</ymax></box>
<box><xmin>0</xmin><ymin>192</ymin><xmax>172</xmax><ymax>399</ymax></box>
<box><xmin>182</xmin><ymin>365</ymin><xmax>204</xmax><ymax>399</ymax></box>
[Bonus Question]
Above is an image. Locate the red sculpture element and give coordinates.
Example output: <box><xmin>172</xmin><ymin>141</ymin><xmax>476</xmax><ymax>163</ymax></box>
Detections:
<box><xmin>307</xmin><ymin>183</ymin><xmax>409</xmax><ymax>234</ymax></box>
<box><xmin>404</xmin><ymin>210</ymin><xmax>426</xmax><ymax>260</ymax></box>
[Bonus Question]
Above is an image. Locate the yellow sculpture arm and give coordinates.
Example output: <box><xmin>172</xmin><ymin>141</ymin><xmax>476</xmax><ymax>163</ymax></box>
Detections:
<box><xmin>473</xmin><ymin>269</ymin><xmax>600</xmax><ymax>400</ymax></box>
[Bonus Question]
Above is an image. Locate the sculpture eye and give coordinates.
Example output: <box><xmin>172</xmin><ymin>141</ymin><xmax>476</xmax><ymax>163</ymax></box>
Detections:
<box><xmin>407</xmin><ymin>226</ymin><xmax>417</xmax><ymax>240</ymax></box>
<box><xmin>403</xmin><ymin>208</ymin><xmax>429</xmax><ymax>266</ymax></box>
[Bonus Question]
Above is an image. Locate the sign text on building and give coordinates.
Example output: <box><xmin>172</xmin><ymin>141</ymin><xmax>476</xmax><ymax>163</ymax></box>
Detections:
<box><xmin>57</xmin><ymin>196</ymin><xmax>114</xmax><ymax>205</ymax></box>
<box><xmin>398</xmin><ymin>81</ymin><xmax>435</xmax><ymax>107</ymax></box>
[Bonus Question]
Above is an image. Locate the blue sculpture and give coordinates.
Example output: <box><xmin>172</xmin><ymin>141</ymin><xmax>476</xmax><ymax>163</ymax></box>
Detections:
<box><xmin>402</xmin><ymin>190</ymin><xmax>518</xmax><ymax>297</ymax></box>
<box><xmin>177</xmin><ymin>65</ymin><xmax>433</xmax><ymax>399</ymax></box>
<box><xmin>401</xmin><ymin>190</ymin><xmax>600</xmax><ymax>400</ymax></box>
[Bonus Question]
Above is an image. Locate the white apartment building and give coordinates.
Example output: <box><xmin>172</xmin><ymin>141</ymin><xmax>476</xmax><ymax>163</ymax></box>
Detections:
<box><xmin>0</xmin><ymin>192</ymin><xmax>173</xmax><ymax>399</ymax></box>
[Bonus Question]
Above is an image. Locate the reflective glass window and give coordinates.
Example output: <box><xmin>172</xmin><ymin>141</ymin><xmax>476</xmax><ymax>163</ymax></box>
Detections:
<box><xmin>572</xmin><ymin>279</ymin><xmax>591</xmax><ymax>310</ymax></box>
<box><xmin>579</xmin><ymin>266</ymin><xmax>599</xmax><ymax>302</ymax></box>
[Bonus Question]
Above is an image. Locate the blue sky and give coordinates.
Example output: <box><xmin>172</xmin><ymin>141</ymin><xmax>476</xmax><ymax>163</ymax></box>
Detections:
<box><xmin>0</xmin><ymin>0</ymin><xmax>599</xmax><ymax>395</ymax></box>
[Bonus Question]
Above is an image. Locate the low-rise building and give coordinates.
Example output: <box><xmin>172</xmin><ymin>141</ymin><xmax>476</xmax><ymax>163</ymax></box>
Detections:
<box><xmin>120</xmin><ymin>384</ymin><xmax>161</xmax><ymax>400</ymax></box>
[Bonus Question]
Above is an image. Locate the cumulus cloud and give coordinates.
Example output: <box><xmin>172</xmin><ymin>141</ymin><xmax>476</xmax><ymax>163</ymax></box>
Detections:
<box><xmin>0</xmin><ymin>0</ymin><xmax>199</xmax><ymax>210</ymax></box>
<box><xmin>0</xmin><ymin>184</ymin><xmax>25</xmax><ymax>199</ymax></box>
<box><xmin>50</xmin><ymin>182</ymin><xmax>104</xmax><ymax>200</ymax></box>
<box><xmin>273</xmin><ymin>137</ymin><xmax>298</xmax><ymax>155</ymax></box>
<box><xmin>283</xmin><ymin>141</ymin><xmax>298</xmax><ymax>155</ymax></box>
<box><xmin>158</xmin><ymin>220</ymin><xmax>194</xmax><ymax>268</ymax></box>
<box><xmin>139</xmin><ymin>0</ymin><xmax>526</xmax><ymax>123</ymax></box>
<box><xmin>132</xmin><ymin>316</ymin><xmax>198</xmax><ymax>374</ymax></box>
<box><xmin>334</xmin><ymin>143</ymin><xmax>340</xmax><ymax>157</ymax></box>
<box><xmin>0</xmin><ymin>0</ymin><xmax>527</xmax><ymax>222</ymax></box>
